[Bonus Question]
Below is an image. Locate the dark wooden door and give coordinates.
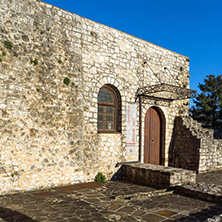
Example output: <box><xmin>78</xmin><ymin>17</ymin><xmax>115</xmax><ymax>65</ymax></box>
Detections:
<box><xmin>144</xmin><ymin>107</ymin><xmax>161</xmax><ymax>164</ymax></box>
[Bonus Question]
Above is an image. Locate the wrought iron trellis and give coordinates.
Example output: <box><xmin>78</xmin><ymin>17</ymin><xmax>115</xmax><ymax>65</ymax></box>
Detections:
<box><xmin>135</xmin><ymin>83</ymin><xmax>197</xmax><ymax>102</ymax></box>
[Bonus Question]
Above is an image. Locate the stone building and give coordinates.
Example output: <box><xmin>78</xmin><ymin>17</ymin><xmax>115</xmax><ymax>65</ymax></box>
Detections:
<box><xmin>0</xmin><ymin>0</ymin><xmax>221</xmax><ymax>194</ymax></box>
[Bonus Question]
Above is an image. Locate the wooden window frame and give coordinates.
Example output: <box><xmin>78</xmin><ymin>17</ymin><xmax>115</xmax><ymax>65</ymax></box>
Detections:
<box><xmin>98</xmin><ymin>85</ymin><xmax>120</xmax><ymax>133</ymax></box>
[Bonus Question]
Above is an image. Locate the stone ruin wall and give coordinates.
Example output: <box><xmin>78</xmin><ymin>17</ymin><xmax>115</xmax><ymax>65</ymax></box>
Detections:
<box><xmin>0</xmin><ymin>0</ymin><xmax>190</xmax><ymax>194</ymax></box>
<box><xmin>171</xmin><ymin>117</ymin><xmax>201</xmax><ymax>171</ymax></box>
<box><xmin>199</xmin><ymin>138</ymin><xmax>222</xmax><ymax>172</ymax></box>
<box><xmin>172</xmin><ymin>116</ymin><xmax>222</xmax><ymax>173</ymax></box>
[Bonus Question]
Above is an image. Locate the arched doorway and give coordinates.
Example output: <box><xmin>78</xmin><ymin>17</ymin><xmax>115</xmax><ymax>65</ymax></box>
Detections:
<box><xmin>144</xmin><ymin>107</ymin><xmax>165</xmax><ymax>165</ymax></box>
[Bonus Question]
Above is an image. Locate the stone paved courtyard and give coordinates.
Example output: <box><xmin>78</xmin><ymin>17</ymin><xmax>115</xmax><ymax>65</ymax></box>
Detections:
<box><xmin>0</xmin><ymin>171</ymin><xmax>222</xmax><ymax>222</ymax></box>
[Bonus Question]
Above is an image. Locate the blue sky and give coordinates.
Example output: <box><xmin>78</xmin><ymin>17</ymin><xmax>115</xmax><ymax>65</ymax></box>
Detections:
<box><xmin>43</xmin><ymin>0</ymin><xmax>222</xmax><ymax>105</ymax></box>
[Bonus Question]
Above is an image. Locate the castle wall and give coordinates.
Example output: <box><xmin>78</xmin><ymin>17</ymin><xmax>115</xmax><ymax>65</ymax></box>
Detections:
<box><xmin>0</xmin><ymin>0</ymin><xmax>190</xmax><ymax>194</ymax></box>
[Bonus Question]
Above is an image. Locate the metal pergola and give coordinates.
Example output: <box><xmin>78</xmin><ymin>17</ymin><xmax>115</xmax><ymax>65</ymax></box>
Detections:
<box><xmin>135</xmin><ymin>83</ymin><xmax>197</xmax><ymax>102</ymax></box>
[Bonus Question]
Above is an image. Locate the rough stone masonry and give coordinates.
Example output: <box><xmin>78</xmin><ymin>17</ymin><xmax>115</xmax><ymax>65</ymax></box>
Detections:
<box><xmin>0</xmin><ymin>0</ymin><xmax>195</xmax><ymax>194</ymax></box>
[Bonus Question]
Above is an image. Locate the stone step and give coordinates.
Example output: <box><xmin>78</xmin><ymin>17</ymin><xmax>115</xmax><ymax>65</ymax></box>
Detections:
<box><xmin>175</xmin><ymin>182</ymin><xmax>222</xmax><ymax>204</ymax></box>
<box><xmin>122</xmin><ymin>163</ymin><xmax>196</xmax><ymax>189</ymax></box>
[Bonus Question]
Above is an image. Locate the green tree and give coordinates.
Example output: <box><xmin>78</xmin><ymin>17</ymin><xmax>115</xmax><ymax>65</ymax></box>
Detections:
<box><xmin>190</xmin><ymin>75</ymin><xmax>222</xmax><ymax>129</ymax></box>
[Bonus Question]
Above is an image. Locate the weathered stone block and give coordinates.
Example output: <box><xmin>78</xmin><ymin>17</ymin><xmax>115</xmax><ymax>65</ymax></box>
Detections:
<box><xmin>122</xmin><ymin>163</ymin><xmax>196</xmax><ymax>189</ymax></box>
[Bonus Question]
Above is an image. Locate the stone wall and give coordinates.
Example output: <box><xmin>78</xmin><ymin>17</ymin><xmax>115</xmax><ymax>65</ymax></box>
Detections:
<box><xmin>0</xmin><ymin>0</ymin><xmax>190</xmax><ymax>194</ymax></box>
<box><xmin>0</xmin><ymin>0</ymin><xmax>85</xmax><ymax>193</ymax></box>
<box><xmin>200</xmin><ymin>138</ymin><xmax>222</xmax><ymax>172</ymax></box>
<box><xmin>171</xmin><ymin>116</ymin><xmax>222</xmax><ymax>173</ymax></box>
<box><xmin>170</xmin><ymin>117</ymin><xmax>201</xmax><ymax>171</ymax></box>
<box><xmin>122</xmin><ymin>163</ymin><xmax>196</xmax><ymax>189</ymax></box>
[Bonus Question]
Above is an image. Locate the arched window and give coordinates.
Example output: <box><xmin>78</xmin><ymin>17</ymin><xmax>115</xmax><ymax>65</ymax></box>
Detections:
<box><xmin>98</xmin><ymin>85</ymin><xmax>121</xmax><ymax>132</ymax></box>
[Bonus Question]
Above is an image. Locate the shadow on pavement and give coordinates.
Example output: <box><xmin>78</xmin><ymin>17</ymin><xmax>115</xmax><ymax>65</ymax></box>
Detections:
<box><xmin>0</xmin><ymin>207</ymin><xmax>38</xmax><ymax>222</ymax></box>
<box><xmin>175</xmin><ymin>204</ymin><xmax>222</xmax><ymax>221</ymax></box>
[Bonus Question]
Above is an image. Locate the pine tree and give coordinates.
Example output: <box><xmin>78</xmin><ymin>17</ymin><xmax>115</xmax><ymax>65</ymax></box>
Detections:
<box><xmin>190</xmin><ymin>75</ymin><xmax>222</xmax><ymax>129</ymax></box>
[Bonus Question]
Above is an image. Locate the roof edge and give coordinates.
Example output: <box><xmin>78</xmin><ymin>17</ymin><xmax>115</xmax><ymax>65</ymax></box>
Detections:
<box><xmin>40</xmin><ymin>0</ymin><xmax>189</xmax><ymax>60</ymax></box>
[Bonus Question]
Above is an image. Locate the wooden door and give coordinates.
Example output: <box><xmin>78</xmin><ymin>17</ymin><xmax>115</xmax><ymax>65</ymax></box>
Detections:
<box><xmin>144</xmin><ymin>107</ymin><xmax>161</xmax><ymax>164</ymax></box>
